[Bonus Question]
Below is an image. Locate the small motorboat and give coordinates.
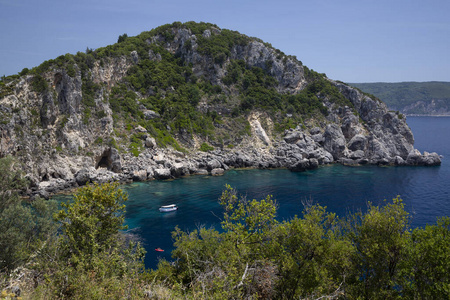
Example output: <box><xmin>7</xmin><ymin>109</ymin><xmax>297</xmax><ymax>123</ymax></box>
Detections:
<box><xmin>155</xmin><ymin>248</ymin><xmax>164</xmax><ymax>252</ymax></box>
<box><xmin>159</xmin><ymin>204</ymin><xmax>177</xmax><ymax>212</ymax></box>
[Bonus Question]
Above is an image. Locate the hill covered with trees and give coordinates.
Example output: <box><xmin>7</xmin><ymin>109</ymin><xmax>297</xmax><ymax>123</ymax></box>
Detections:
<box><xmin>349</xmin><ymin>81</ymin><xmax>450</xmax><ymax>115</ymax></box>
<box><xmin>0</xmin><ymin>22</ymin><xmax>440</xmax><ymax>199</ymax></box>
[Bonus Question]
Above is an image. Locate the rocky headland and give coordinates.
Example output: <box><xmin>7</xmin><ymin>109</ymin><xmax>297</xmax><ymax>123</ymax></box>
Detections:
<box><xmin>0</xmin><ymin>22</ymin><xmax>441</xmax><ymax>199</ymax></box>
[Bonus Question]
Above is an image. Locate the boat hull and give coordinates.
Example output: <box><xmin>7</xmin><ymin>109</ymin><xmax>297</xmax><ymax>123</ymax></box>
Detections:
<box><xmin>159</xmin><ymin>207</ymin><xmax>177</xmax><ymax>212</ymax></box>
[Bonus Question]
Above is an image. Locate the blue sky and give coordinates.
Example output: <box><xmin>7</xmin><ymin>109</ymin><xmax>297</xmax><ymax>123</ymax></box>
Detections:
<box><xmin>1</xmin><ymin>0</ymin><xmax>449</xmax><ymax>82</ymax></box>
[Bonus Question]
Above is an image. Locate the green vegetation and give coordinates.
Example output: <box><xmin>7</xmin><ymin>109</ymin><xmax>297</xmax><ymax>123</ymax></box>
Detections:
<box><xmin>129</xmin><ymin>133</ymin><xmax>144</xmax><ymax>157</ymax></box>
<box><xmin>0</xmin><ymin>163</ymin><xmax>449</xmax><ymax>298</ymax></box>
<box><xmin>1</xmin><ymin>21</ymin><xmax>365</xmax><ymax>153</ymax></box>
<box><xmin>350</xmin><ymin>82</ymin><xmax>450</xmax><ymax>114</ymax></box>
<box><xmin>149</xmin><ymin>186</ymin><xmax>450</xmax><ymax>299</ymax></box>
<box><xmin>31</xmin><ymin>74</ymin><xmax>48</xmax><ymax>94</ymax></box>
<box><xmin>13</xmin><ymin>21</ymin><xmax>356</xmax><ymax>149</ymax></box>
<box><xmin>0</xmin><ymin>156</ymin><xmax>58</xmax><ymax>272</ymax></box>
<box><xmin>0</xmin><ymin>77</ymin><xmax>15</xmax><ymax>98</ymax></box>
<box><xmin>0</xmin><ymin>180</ymin><xmax>146</xmax><ymax>299</ymax></box>
<box><xmin>199</xmin><ymin>142</ymin><xmax>214</xmax><ymax>152</ymax></box>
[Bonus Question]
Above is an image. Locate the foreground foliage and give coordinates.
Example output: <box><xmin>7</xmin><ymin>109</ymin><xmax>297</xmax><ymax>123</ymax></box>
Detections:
<box><xmin>151</xmin><ymin>186</ymin><xmax>450</xmax><ymax>299</ymax></box>
<box><xmin>0</xmin><ymin>175</ymin><xmax>146</xmax><ymax>299</ymax></box>
<box><xmin>35</xmin><ymin>182</ymin><xmax>146</xmax><ymax>299</ymax></box>
<box><xmin>0</xmin><ymin>156</ymin><xmax>58</xmax><ymax>273</ymax></box>
<box><xmin>0</xmin><ymin>163</ymin><xmax>449</xmax><ymax>298</ymax></box>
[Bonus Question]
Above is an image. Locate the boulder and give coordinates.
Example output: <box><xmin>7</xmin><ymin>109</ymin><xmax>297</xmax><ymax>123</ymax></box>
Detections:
<box><xmin>145</xmin><ymin>137</ymin><xmax>157</xmax><ymax>148</ymax></box>
<box><xmin>194</xmin><ymin>169</ymin><xmax>209</xmax><ymax>175</ymax></box>
<box><xmin>171</xmin><ymin>162</ymin><xmax>190</xmax><ymax>177</ymax></box>
<box><xmin>132</xmin><ymin>170</ymin><xmax>147</xmax><ymax>181</ymax></box>
<box><xmin>309</xmin><ymin>127</ymin><xmax>321</xmax><ymax>135</ymax></box>
<box><xmin>418</xmin><ymin>151</ymin><xmax>441</xmax><ymax>166</ymax></box>
<box><xmin>339</xmin><ymin>158</ymin><xmax>359</xmax><ymax>166</ymax></box>
<box><xmin>406</xmin><ymin>149</ymin><xmax>422</xmax><ymax>165</ymax></box>
<box><xmin>309</xmin><ymin>158</ymin><xmax>319</xmax><ymax>169</ymax></box>
<box><xmin>341</xmin><ymin>112</ymin><xmax>360</xmax><ymax>140</ymax></box>
<box><xmin>211</xmin><ymin>168</ymin><xmax>225</xmax><ymax>176</ymax></box>
<box><xmin>284</xmin><ymin>131</ymin><xmax>303</xmax><ymax>144</ymax></box>
<box><xmin>75</xmin><ymin>168</ymin><xmax>94</xmax><ymax>186</ymax></box>
<box><xmin>377</xmin><ymin>158</ymin><xmax>391</xmax><ymax>165</ymax></box>
<box><xmin>323</xmin><ymin>124</ymin><xmax>346</xmax><ymax>159</ymax></box>
<box><xmin>311</xmin><ymin>133</ymin><xmax>324</xmax><ymax>144</ymax></box>
<box><xmin>154</xmin><ymin>168</ymin><xmax>172</xmax><ymax>180</ymax></box>
<box><xmin>153</xmin><ymin>154</ymin><xmax>166</xmax><ymax>164</ymax></box>
<box><xmin>207</xmin><ymin>159</ymin><xmax>222</xmax><ymax>171</ymax></box>
<box><xmin>349</xmin><ymin>150</ymin><xmax>365</xmax><ymax>160</ymax></box>
<box><xmin>136</xmin><ymin>125</ymin><xmax>147</xmax><ymax>133</ymax></box>
<box><xmin>143</xmin><ymin>110</ymin><xmax>161</xmax><ymax>120</ymax></box>
<box><xmin>146</xmin><ymin>167</ymin><xmax>155</xmax><ymax>179</ymax></box>
<box><xmin>288</xmin><ymin>159</ymin><xmax>311</xmax><ymax>172</ymax></box>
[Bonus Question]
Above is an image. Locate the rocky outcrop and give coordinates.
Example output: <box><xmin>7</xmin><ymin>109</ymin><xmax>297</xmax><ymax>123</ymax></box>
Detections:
<box><xmin>0</xmin><ymin>23</ymin><xmax>441</xmax><ymax>199</ymax></box>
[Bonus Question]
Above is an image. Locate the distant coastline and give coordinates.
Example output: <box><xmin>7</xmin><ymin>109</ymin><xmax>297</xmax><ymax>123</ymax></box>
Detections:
<box><xmin>349</xmin><ymin>82</ymin><xmax>450</xmax><ymax>116</ymax></box>
<box><xmin>406</xmin><ymin>114</ymin><xmax>450</xmax><ymax>117</ymax></box>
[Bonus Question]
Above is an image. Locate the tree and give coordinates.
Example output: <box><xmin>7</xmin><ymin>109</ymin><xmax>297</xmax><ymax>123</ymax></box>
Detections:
<box><xmin>0</xmin><ymin>156</ymin><xmax>27</xmax><ymax>212</ymax></box>
<box><xmin>0</xmin><ymin>156</ymin><xmax>58</xmax><ymax>272</ymax></box>
<box><xmin>151</xmin><ymin>189</ymin><xmax>450</xmax><ymax>299</ymax></box>
<box><xmin>117</xmin><ymin>33</ymin><xmax>128</xmax><ymax>43</ymax></box>
<box><xmin>345</xmin><ymin>197</ymin><xmax>411</xmax><ymax>298</ymax></box>
<box><xmin>275</xmin><ymin>204</ymin><xmax>352</xmax><ymax>299</ymax></box>
<box><xmin>403</xmin><ymin>217</ymin><xmax>450</xmax><ymax>298</ymax></box>
<box><xmin>56</xmin><ymin>182</ymin><xmax>129</xmax><ymax>266</ymax></box>
<box><xmin>47</xmin><ymin>182</ymin><xmax>146</xmax><ymax>298</ymax></box>
<box><xmin>159</xmin><ymin>185</ymin><xmax>280</xmax><ymax>299</ymax></box>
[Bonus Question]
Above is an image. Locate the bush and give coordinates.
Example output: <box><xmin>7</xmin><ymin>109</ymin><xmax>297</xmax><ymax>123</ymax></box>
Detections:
<box><xmin>31</xmin><ymin>74</ymin><xmax>48</xmax><ymax>94</ymax></box>
<box><xmin>150</xmin><ymin>187</ymin><xmax>450</xmax><ymax>299</ymax></box>
<box><xmin>0</xmin><ymin>156</ymin><xmax>59</xmax><ymax>272</ymax></box>
<box><xmin>199</xmin><ymin>142</ymin><xmax>214</xmax><ymax>152</ymax></box>
<box><xmin>26</xmin><ymin>183</ymin><xmax>147</xmax><ymax>298</ymax></box>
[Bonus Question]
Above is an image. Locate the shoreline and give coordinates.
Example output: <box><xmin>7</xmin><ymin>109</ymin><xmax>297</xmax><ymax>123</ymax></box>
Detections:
<box><xmin>39</xmin><ymin>147</ymin><xmax>441</xmax><ymax>200</ymax></box>
<box><xmin>406</xmin><ymin>114</ymin><xmax>450</xmax><ymax>117</ymax></box>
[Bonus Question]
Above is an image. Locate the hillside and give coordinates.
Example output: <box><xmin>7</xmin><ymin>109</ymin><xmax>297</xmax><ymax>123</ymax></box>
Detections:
<box><xmin>0</xmin><ymin>21</ymin><xmax>440</xmax><ymax>198</ymax></box>
<box><xmin>349</xmin><ymin>81</ymin><xmax>450</xmax><ymax>115</ymax></box>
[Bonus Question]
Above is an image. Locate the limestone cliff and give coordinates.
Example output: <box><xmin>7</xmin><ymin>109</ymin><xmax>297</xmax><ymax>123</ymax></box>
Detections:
<box><xmin>0</xmin><ymin>22</ymin><xmax>441</xmax><ymax>198</ymax></box>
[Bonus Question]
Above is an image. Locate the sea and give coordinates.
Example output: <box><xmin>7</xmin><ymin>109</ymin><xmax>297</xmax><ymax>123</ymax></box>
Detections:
<box><xmin>119</xmin><ymin>116</ymin><xmax>450</xmax><ymax>269</ymax></box>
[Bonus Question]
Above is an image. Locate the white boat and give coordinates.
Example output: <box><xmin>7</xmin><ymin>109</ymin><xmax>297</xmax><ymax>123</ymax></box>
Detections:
<box><xmin>159</xmin><ymin>204</ymin><xmax>177</xmax><ymax>212</ymax></box>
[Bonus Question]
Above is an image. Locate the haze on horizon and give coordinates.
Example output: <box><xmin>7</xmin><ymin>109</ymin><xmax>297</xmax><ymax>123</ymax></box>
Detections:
<box><xmin>0</xmin><ymin>0</ymin><xmax>449</xmax><ymax>83</ymax></box>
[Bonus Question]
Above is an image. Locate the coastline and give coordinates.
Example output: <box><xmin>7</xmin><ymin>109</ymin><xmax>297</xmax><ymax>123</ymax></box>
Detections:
<box><xmin>33</xmin><ymin>138</ymin><xmax>441</xmax><ymax>200</ymax></box>
<box><xmin>406</xmin><ymin>114</ymin><xmax>450</xmax><ymax>117</ymax></box>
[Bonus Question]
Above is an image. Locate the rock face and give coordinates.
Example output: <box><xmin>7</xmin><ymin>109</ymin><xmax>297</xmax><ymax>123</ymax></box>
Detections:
<box><xmin>0</xmin><ymin>23</ymin><xmax>441</xmax><ymax>198</ymax></box>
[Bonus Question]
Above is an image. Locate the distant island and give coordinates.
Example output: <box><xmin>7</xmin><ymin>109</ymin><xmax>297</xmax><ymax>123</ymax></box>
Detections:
<box><xmin>349</xmin><ymin>82</ymin><xmax>450</xmax><ymax>115</ymax></box>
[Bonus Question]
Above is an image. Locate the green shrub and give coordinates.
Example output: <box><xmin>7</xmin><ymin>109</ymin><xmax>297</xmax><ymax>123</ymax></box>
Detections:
<box><xmin>82</xmin><ymin>108</ymin><xmax>91</xmax><ymax>124</ymax></box>
<box><xmin>31</xmin><ymin>75</ymin><xmax>48</xmax><ymax>94</ymax></box>
<box><xmin>199</xmin><ymin>142</ymin><xmax>214</xmax><ymax>152</ymax></box>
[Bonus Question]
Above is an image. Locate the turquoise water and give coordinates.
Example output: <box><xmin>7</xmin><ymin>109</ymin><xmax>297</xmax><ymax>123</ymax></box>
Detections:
<box><xmin>121</xmin><ymin>116</ymin><xmax>450</xmax><ymax>269</ymax></box>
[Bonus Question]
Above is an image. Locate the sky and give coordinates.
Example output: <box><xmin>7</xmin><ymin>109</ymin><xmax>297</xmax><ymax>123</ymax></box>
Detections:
<box><xmin>0</xmin><ymin>0</ymin><xmax>449</xmax><ymax>83</ymax></box>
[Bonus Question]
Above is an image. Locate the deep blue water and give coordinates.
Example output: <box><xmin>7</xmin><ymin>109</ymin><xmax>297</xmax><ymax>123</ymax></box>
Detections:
<box><xmin>121</xmin><ymin>116</ymin><xmax>450</xmax><ymax>269</ymax></box>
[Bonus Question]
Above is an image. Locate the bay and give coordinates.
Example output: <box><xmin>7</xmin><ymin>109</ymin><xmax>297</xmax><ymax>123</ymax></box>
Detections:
<box><xmin>122</xmin><ymin>116</ymin><xmax>450</xmax><ymax>269</ymax></box>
